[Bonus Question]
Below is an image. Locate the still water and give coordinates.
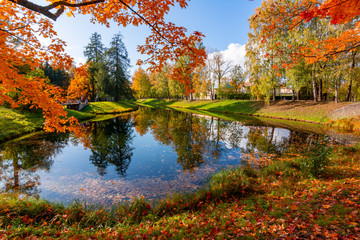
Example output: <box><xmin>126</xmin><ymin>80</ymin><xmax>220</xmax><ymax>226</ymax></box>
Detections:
<box><xmin>0</xmin><ymin>107</ymin><xmax>355</xmax><ymax>206</ymax></box>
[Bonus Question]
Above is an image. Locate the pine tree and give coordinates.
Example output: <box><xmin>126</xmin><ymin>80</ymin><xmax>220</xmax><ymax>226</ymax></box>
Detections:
<box><xmin>106</xmin><ymin>33</ymin><xmax>132</xmax><ymax>101</ymax></box>
<box><xmin>84</xmin><ymin>32</ymin><xmax>105</xmax><ymax>101</ymax></box>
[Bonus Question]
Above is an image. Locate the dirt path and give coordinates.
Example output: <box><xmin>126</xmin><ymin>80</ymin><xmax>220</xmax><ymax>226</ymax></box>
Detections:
<box><xmin>329</xmin><ymin>102</ymin><xmax>360</xmax><ymax>120</ymax></box>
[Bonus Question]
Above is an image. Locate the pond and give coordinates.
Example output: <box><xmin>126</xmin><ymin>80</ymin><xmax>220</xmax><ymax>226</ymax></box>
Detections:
<box><xmin>0</xmin><ymin>107</ymin><xmax>357</xmax><ymax>206</ymax></box>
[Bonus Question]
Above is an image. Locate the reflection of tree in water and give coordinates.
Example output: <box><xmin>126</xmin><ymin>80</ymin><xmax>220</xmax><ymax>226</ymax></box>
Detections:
<box><xmin>133</xmin><ymin>108</ymin><xmax>224</xmax><ymax>171</ymax></box>
<box><xmin>244</xmin><ymin>126</ymin><xmax>332</xmax><ymax>158</ymax></box>
<box><xmin>132</xmin><ymin>107</ymin><xmax>335</xmax><ymax>171</ymax></box>
<box><xmin>88</xmin><ymin>114</ymin><xmax>134</xmax><ymax>176</ymax></box>
<box><xmin>0</xmin><ymin>133</ymin><xmax>68</xmax><ymax>197</ymax></box>
<box><xmin>245</xmin><ymin>126</ymin><xmax>283</xmax><ymax>155</ymax></box>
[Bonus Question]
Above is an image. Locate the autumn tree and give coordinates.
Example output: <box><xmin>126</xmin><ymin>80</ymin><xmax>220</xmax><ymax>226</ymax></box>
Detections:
<box><xmin>131</xmin><ymin>68</ymin><xmax>152</xmax><ymax>99</ymax></box>
<box><xmin>2</xmin><ymin>0</ymin><xmax>206</xmax><ymax>133</ymax></box>
<box><xmin>67</xmin><ymin>64</ymin><xmax>92</xmax><ymax>100</ymax></box>
<box><xmin>248</xmin><ymin>0</ymin><xmax>360</xmax><ymax>102</ymax></box>
<box><xmin>150</xmin><ymin>66</ymin><xmax>171</xmax><ymax>99</ymax></box>
<box><xmin>192</xmin><ymin>64</ymin><xmax>211</xmax><ymax>99</ymax></box>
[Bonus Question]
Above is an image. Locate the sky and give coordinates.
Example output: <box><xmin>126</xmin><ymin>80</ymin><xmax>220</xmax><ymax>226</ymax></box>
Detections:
<box><xmin>38</xmin><ymin>0</ymin><xmax>263</xmax><ymax>74</ymax></box>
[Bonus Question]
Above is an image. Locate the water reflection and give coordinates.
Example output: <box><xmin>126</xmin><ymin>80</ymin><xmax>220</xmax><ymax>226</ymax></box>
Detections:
<box><xmin>0</xmin><ymin>107</ymin><xmax>352</xmax><ymax>205</ymax></box>
<box><xmin>133</xmin><ymin>108</ymin><xmax>222</xmax><ymax>171</ymax></box>
<box><xmin>0</xmin><ymin>134</ymin><xmax>68</xmax><ymax>196</ymax></box>
<box><xmin>88</xmin><ymin>115</ymin><xmax>134</xmax><ymax>176</ymax></box>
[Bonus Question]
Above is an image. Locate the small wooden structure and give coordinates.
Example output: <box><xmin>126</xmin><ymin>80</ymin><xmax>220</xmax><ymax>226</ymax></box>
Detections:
<box><xmin>65</xmin><ymin>99</ymin><xmax>88</xmax><ymax>111</ymax></box>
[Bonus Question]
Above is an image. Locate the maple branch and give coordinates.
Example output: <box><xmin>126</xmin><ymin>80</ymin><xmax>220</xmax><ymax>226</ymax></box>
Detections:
<box><xmin>43</xmin><ymin>0</ymin><xmax>105</xmax><ymax>11</ymax></box>
<box><xmin>0</xmin><ymin>23</ymin><xmax>30</xmax><ymax>32</ymax></box>
<box><xmin>118</xmin><ymin>0</ymin><xmax>174</xmax><ymax>47</ymax></box>
<box><xmin>9</xmin><ymin>0</ymin><xmax>174</xmax><ymax>47</ymax></box>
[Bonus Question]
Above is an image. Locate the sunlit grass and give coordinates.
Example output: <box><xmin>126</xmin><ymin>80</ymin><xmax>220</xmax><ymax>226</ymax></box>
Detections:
<box><xmin>82</xmin><ymin>101</ymin><xmax>137</xmax><ymax>114</ymax></box>
<box><xmin>65</xmin><ymin>109</ymin><xmax>95</xmax><ymax>121</ymax></box>
<box><xmin>0</xmin><ymin>101</ymin><xmax>137</xmax><ymax>142</ymax></box>
<box><xmin>0</xmin><ymin>106</ymin><xmax>44</xmax><ymax>142</ymax></box>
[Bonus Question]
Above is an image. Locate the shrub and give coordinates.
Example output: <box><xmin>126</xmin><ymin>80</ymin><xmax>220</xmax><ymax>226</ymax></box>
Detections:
<box><xmin>299</xmin><ymin>137</ymin><xmax>332</xmax><ymax>178</ymax></box>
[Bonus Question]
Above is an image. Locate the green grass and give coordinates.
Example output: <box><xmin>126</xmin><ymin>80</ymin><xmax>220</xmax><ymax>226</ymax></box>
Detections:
<box><xmin>0</xmin><ymin>101</ymin><xmax>137</xmax><ymax>142</ymax></box>
<box><xmin>1</xmin><ymin>143</ymin><xmax>360</xmax><ymax>238</ymax></box>
<box><xmin>65</xmin><ymin>109</ymin><xmax>95</xmax><ymax>121</ymax></box>
<box><xmin>0</xmin><ymin>107</ymin><xmax>44</xmax><ymax>143</ymax></box>
<box><xmin>137</xmin><ymin>99</ymin><xmax>354</xmax><ymax>123</ymax></box>
<box><xmin>82</xmin><ymin>101</ymin><xmax>137</xmax><ymax>114</ymax></box>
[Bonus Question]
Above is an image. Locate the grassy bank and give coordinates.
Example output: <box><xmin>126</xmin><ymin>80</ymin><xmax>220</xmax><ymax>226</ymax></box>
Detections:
<box><xmin>1</xmin><ymin>142</ymin><xmax>360</xmax><ymax>239</ymax></box>
<box><xmin>81</xmin><ymin>101</ymin><xmax>137</xmax><ymax>114</ymax></box>
<box><xmin>0</xmin><ymin>107</ymin><xmax>44</xmax><ymax>143</ymax></box>
<box><xmin>136</xmin><ymin>99</ymin><xmax>356</xmax><ymax>123</ymax></box>
<box><xmin>0</xmin><ymin>101</ymin><xmax>137</xmax><ymax>143</ymax></box>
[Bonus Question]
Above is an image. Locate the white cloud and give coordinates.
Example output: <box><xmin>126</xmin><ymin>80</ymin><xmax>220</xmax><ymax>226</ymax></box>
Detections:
<box><xmin>208</xmin><ymin>43</ymin><xmax>246</xmax><ymax>69</ymax></box>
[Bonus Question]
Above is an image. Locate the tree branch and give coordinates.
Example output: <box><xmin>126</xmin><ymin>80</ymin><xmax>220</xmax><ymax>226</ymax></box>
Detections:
<box><xmin>8</xmin><ymin>0</ymin><xmax>104</xmax><ymax>21</ymax></box>
<box><xmin>118</xmin><ymin>0</ymin><xmax>174</xmax><ymax>46</ymax></box>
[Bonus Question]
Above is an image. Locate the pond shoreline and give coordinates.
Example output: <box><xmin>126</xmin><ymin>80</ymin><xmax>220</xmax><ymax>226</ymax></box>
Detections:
<box><xmin>1</xmin><ymin>103</ymin><xmax>360</xmax><ymax>238</ymax></box>
<box><xmin>136</xmin><ymin>99</ymin><xmax>360</xmax><ymax>130</ymax></box>
<box><xmin>0</xmin><ymin>101</ymin><xmax>138</xmax><ymax>143</ymax></box>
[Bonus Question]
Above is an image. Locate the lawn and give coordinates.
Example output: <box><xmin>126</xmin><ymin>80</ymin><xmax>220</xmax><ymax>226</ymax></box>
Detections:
<box><xmin>0</xmin><ymin>107</ymin><xmax>44</xmax><ymax>143</ymax></box>
<box><xmin>0</xmin><ymin>101</ymin><xmax>137</xmax><ymax>142</ymax></box>
<box><xmin>82</xmin><ymin>101</ymin><xmax>137</xmax><ymax>114</ymax></box>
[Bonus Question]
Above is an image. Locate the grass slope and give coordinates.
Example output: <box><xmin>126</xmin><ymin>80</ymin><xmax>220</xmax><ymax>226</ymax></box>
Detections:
<box><xmin>0</xmin><ymin>101</ymin><xmax>137</xmax><ymax>142</ymax></box>
<box><xmin>137</xmin><ymin>99</ymin><xmax>354</xmax><ymax>123</ymax></box>
<box><xmin>1</xmin><ymin>143</ymin><xmax>360</xmax><ymax>239</ymax></box>
<box><xmin>0</xmin><ymin>107</ymin><xmax>44</xmax><ymax>142</ymax></box>
<box><xmin>82</xmin><ymin>101</ymin><xmax>137</xmax><ymax>114</ymax></box>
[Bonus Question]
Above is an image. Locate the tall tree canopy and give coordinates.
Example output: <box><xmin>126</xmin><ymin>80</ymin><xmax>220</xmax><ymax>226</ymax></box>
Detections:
<box><xmin>107</xmin><ymin>32</ymin><xmax>132</xmax><ymax>100</ymax></box>
<box><xmin>1</xmin><ymin>0</ymin><xmax>206</xmax><ymax>132</ymax></box>
<box><xmin>246</xmin><ymin>0</ymin><xmax>360</xmax><ymax>102</ymax></box>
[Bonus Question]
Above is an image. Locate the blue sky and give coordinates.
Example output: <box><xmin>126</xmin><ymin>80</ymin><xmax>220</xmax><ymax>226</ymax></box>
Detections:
<box><xmin>44</xmin><ymin>0</ymin><xmax>262</xmax><ymax>73</ymax></box>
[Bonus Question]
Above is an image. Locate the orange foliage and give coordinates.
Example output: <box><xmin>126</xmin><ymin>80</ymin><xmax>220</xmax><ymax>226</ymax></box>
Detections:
<box><xmin>2</xmin><ymin>0</ymin><xmax>206</xmax><ymax>133</ymax></box>
<box><xmin>0</xmin><ymin>2</ymin><xmax>74</xmax><ymax>132</ymax></box>
<box><xmin>67</xmin><ymin>64</ymin><xmax>92</xmax><ymax>100</ymax></box>
<box><xmin>300</xmin><ymin>0</ymin><xmax>360</xmax><ymax>25</ymax></box>
<box><xmin>252</xmin><ymin>0</ymin><xmax>360</xmax><ymax>66</ymax></box>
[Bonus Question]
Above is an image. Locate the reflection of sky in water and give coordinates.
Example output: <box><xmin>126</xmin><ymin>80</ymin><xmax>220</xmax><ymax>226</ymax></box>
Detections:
<box><xmin>34</xmin><ymin>132</ymin><xmax>242</xmax><ymax>205</ymax></box>
<box><xmin>0</xmin><ymin>108</ymin><xmax>336</xmax><ymax>206</ymax></box>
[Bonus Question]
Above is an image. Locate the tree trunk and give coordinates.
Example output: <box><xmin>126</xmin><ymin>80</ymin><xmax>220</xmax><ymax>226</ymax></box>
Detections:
<box><xmin>292</xmin><ymin>89</ymin><xmax>295</xmax><ymax>102</ymax></box>
<box><xmin>346</xmin><ymin>79</ymin><xmax>353</xmax><ymax>101</ymax></box>
<box><xmin>318</xmin><ymin>78</ymin><xmax>322</xmax><ymax>102</ymax></box>
<box><xmin>312</xmin><ymin>67</ymin><xmax>317</xmax><ymax>102</ymax></box>
<box><xmin>335</xmin><ymin>80</ymin><xmax>339</xmax><ymax>103</ymax></box>
<box><xmin>273</xmin><ymin>88</ymin><xmax>276</xmax><ymax>101</ymax></box>
<box><xmin>346</xmin><ymin>51</ymin><xmax>357</xmax><ymax>101</ymax></box>
<box><xmin>297</xmin><ymin>90</ymin><xmax>300</xmax><ymax>101</ymax></box>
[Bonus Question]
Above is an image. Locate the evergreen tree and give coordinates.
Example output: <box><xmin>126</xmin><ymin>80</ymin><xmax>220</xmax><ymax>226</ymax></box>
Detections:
<box><xmin>84</xmin><ymin>32</ymin><xmax>105</xmax><ymax>101</ymax></box>
<box><xmin>106</xmin><ymin>33</ymin><xmax>132</xmax><ymax>100</ymax></box>
<box><xmin>41</xmin><ymin>62</ymin><xmax>70</xmax><ymax>90</ymax></box>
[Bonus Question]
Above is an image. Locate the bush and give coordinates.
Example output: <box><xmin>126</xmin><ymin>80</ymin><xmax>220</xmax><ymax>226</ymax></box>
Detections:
<box><xmin>299</xmin><ymin>137</ymin><xmax>332</xmax><ymax>178</ymax></box>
